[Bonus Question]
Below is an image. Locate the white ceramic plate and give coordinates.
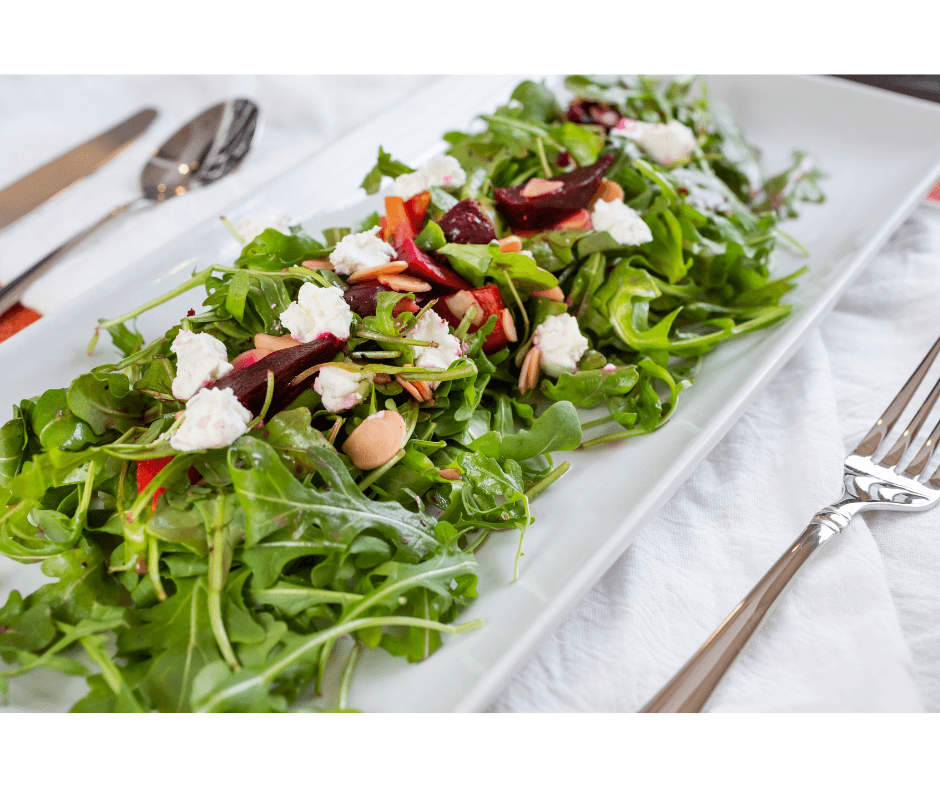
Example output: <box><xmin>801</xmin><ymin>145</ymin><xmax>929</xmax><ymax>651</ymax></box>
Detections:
<box><xmin>3</xmin><ymin>76</ymin><xmax>940</xmax><ymax>712</ymax></box>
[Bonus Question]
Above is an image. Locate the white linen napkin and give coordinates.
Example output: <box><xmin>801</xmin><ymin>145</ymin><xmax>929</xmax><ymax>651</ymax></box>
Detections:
<box><xmin>0</xmin><ymin>75</ymin><xmax>435</xmax><ymax>313</ymax></box>
<box><xmin>490</xmin><ymin>205</ymin><xmax>940</xmax><ymax>713</ymax></box>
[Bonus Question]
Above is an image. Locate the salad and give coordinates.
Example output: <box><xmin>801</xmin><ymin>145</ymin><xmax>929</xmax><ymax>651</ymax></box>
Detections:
<box><xmin>0</xmin><ymin>76</ymin><xmax>823</xmax><ymax>712</ymax></box>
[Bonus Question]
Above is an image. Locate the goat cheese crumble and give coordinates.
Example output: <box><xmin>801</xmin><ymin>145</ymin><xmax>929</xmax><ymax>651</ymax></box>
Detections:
<box><xmin>393</xmin><ymin>155</ymin><xmax>467</xmax><ymax>200</ymax></box>
<box><xmin>407</xmin><ymin>309</ymin><xmax>462</xmax><ymax>387</ymax></box>
<box><xmin>171</xmin><ymin>330</ymin><xmax>234</xmax><ymax>400</ymax></box>
<box><xmin>233</xmin><ymin>214</ymin><xmax>291</xmax><ymax>245</ymax></box>
<box><xmin>279</xmin><ymin>283</ymin><xmax>354</xmax><ymax>342</ymax></box>
<box><xmin>314</xmin><ymin>365</ymin><xmax>367</xmax><ymax>413</ymax></box>
<box><xmin>329</xmin><ymin>226</ymin><xmax>397</xmax><ymax>276</ymax></box>
<box><xmin>533</xmin><ymin>313</ymin><xmax>589</xmax><ymax>377</ymax></box>
<box><xmin>590</xmin><ymin>198</ymin><xmax>653</xmax><ymax>246</ymax></box>
<box><xmin>612</xmin><ymin>118</ymin><xmax>697</xmax><ymax>165</ymax></box>
<box><xmin>169</xmin><ymin>387</ymin><xmax>252</xmax><ymax>452</ymax></box>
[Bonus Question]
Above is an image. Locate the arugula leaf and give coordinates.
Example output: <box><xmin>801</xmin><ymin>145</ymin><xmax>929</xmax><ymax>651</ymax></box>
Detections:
<box><xmin>360</xmin><ymin>147</ymin><xmax>415</xmax><ymax>195</ymax></box>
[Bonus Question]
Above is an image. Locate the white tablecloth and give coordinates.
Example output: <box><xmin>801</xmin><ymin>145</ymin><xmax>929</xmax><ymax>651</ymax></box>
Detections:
<box><xmin>1</xmin><ymin>75</ymin><xmax>937</xmax><ymax>712</ymax></box>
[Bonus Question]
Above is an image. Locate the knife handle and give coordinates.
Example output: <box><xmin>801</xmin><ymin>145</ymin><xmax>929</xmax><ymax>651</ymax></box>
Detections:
<box><xmin>0</xmin><ymin>199</ymin><xmax>145</xmax><ymax>315</ymax></box>
<box><xmin>639</xmin><ymin>510</ymin><xmax>851</xmax><ymax>713</ymax></box>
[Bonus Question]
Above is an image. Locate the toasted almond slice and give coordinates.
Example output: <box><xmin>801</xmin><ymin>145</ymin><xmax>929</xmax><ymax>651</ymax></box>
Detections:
<box><xmin>521</xmin><ymin>178</ymin><xmax>564</xmax><ymax>198</ymax></box>
<box><xmin>255</xmin><ymin>333</ymin><xmax>301</xmax><ymax>351</ymax></box>
<box><xmin>438</xmin><ymin>468</ymin><xmax>462</xmax><ymax>481</ymax></box>
<box><xmin>588</xmin><ymin>180</ymin><xmax>626</xmax><ymax>209</ymax></box>
<box><xmin>519</xmin><ymin>346</ymin><xmax>542</xmax><ymax>394</ymax></box>
<box><xmin>397</xmin><ymin>376</ymin><xmax>428</xmax><ymax>402</ymax></box>
<box><xmin>498</xmin><ymin>235</ymin><xmax>523</xmax><ymax>254</ymax></box>
<box><xmin>343</xmin><ymin>410</ymin><xmax>407</xmax><ymax>470</ymax></box>
<box><xmin>301</xmin><ymin>259</ymin><xmax>335</xmax><ymax>270</ymax></box>
<box><xmin>501</xmin><ymin>308</ymin><xmax>518</xmax><ymax>342</ymax></box>
<box><xmin>373</xmin><ymin>373</ymin><xmax>392</xmax><ymax>385</ymax></box>
<box><xmin>378</xmin><ymin>273</ymin><xmax>433</xmax><ymax>292</ymax></box>
<box><xmin>531</xmin><ymin>286</ymin><xmax>565</xmax><ymax>303</ymax></box>
<box><xmin>444</xmin><ymin>290</ymin><xmax>479</xmax><ymax>322</ymax></box>
<box><xmin>347</xmin><ymin>261</ymin><xmax>408</xmax><ymax>284</ymax></box>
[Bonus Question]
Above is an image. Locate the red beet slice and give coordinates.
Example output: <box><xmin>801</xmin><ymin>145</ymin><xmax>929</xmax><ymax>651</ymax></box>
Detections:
<box><xmin>494</xmin><ymin>154</ymin><xmax>614</xmax><ymax>231</ymax></box>
<box><xmin>398</xmin><ymin>237</ymin><xmax>471</xmax><ymax>293</ymax></box>
<box><xmin>344</xmin><ymin>284</ymin><xmax>419</xmax><ymax>318</ymax></box>
<box><xmin>209</xmin><ymin>334</ymin><xmax>344</xmax><ymax>416</ymax></box>
<box><xmin>437</xmin><ymin>199</ymin><xmax>497</xmax><ymax>245</ymax></box>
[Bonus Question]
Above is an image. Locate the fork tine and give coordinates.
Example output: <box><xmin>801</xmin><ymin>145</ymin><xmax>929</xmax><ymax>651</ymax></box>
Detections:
<box><xmin>882</xmin><ymin>375</ymin><xmax>940</xmax><ymax>468</ymax></box>
<box><xmin>905</xmin><ymin>410</ymin><xmax>940</xmax><ymax>476</ymax></box>
<box><xmin>854</xmin><ymin>335</ymin><xmax>940</xmax><ymax>457</ymax></box>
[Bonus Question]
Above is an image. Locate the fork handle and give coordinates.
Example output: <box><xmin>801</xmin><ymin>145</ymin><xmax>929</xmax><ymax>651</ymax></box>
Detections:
<box><xmin>640</xmin><ymin>510</ymin><xmax>851</xmax><ymax>713</ymax></box>
<box><xmin>0</xmin><ymin>199</ymin><xmax>144</xmax><ymax>315</ymax></box>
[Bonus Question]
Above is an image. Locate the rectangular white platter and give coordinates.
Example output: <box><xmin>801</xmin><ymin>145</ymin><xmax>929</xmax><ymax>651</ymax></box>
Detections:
<box><xmin>3</xmin><ymin>75</ymin><xmax>940</xmax><ymax>712</ymax></box>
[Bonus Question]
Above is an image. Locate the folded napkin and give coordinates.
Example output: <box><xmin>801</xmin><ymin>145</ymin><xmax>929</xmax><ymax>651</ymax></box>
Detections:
<box><xmin>0</xmin><ymin>75</ymin><xmax>435</xmax><ymax>314</ymax></box>
<box><xmin>490</xmin><ymin>205</ymin><xmax>940</xmax><ymax>712</ymax></box>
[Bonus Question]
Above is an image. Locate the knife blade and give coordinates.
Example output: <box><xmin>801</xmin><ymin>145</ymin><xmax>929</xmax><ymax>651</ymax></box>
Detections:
<box><xmin>0</xmin><ymin>107</ymin><xmax>158</xmax><ymax>232</ymax></box>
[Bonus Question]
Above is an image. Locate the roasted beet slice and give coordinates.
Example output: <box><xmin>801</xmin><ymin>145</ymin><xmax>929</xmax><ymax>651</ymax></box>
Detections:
<box><xmin>494</xmin><ymin>154</ymin><xmax>614</xmax><ymax>231</ymax></box>
<box><xmin>209</xmin><ymin>335</ymin><xmax>344</xmax><ymax>416</ymax></box>
<box><xmin>344</xmin><ymin>284</ymin><xmax>419</xmax><ymax>318</ymax></box>
<box><xmin>567</xmin><ymin>99</ymin><xmax>621</xmax><ymax>129</ymax></box>
<box><xmin>437</xmin><ymin>199</ymin><xmax>497</xmax><ymax>245</ymax></box>
<box><xmin>398</xmin><ymin>238</ymin><xmax>471</xmax><ymax>293</ymax></box>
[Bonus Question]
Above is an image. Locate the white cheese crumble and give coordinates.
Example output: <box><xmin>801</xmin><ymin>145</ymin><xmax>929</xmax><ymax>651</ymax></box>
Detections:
<box><xmin>612</xmin><ymin>118</ymin><xmax>696</xmax><ymax>165</ymax></box>
<box><xmin>280</xmin><ymin>283</ymin><xmax>354</xmax><ymax>343</ymax></box>
<box><xmin>329</xmin><ymin>226</ymin><xmax>397</xmax><ymax>276</ymax></box>
<box><xmin>532</xmin><ymin>313</ymin><xmax>589</xmax><ymax>377</ymax></box>
<box><xmin>171</xmin><ymin>330</ymin><xmax>234</xmax><ymax>400</ymax></box>
<box><xmin>393</xmin><ymin>155</ymin><xmax>467</xmax><ymax>200</ymax></box>
<box><xmin>407</xmin><ymin>309</ymin><xmax>462</xmax><ymax>387</ymax></box>
<box><xmin>590</xmin><ymin>198</ymin><xmax>653</xmax><ymax>246</ymax></box>
<box><xmin>670</xmin><ymin>167</ymin><xmax>731</xmax><ymax>213</ymax></box>
<box><xmin>169</xmin><ymin>387</ymin><xmax>252</xmax><ymax>452</ymax></box>
<box><xmin>234</xmin><ymin>214</ymin><xmax>291</xmax><ymax>245</ymax></box>
<box><xmin>314</xmin><ymin>365</ymin><xmax>366</xmax><ymax>413</ymax></box>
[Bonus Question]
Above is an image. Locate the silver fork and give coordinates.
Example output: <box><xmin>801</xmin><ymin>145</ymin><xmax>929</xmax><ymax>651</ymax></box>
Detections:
<box><xmin>641</xmin><ymin>335</ymin><xmax>940</xmax><ymax>713</ymax></box>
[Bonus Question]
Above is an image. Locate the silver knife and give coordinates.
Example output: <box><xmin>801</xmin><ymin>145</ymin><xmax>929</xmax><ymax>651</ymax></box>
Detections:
<box><xmin>0</xmin><ymin>107</ymin><xmax>158</xmax><ymax>232</ymax></box>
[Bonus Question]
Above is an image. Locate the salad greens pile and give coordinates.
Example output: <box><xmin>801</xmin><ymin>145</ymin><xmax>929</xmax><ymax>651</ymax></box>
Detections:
<box><xmin>0</xmin><ymin>75</ymin><xmax>822</xmax><ymax>712</ymax></box>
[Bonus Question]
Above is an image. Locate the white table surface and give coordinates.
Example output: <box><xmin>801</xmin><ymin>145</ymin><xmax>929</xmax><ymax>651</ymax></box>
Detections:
<box><xmin>1</xmin><ymin>75</ymin><xmax>938</xmax><ymax>712</ymax></box>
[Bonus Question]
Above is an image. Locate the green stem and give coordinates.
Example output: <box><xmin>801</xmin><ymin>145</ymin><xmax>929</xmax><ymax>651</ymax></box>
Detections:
<box><xmin>501</xmin><ymin>271</ymin><xmax>530</xmax><ymax>335</ymax></box>
<box><xmin>580</xmin><ymin>414</ymin><xmax>618</xmax><ymax>430</ymax></box>
<box><xmin>525</xmin><ymin>461</ymin><xmax>570</xmax><ymax>501</ymax></box>
<box><xmin>337</xmin><ymin>642</ymin><xmax>364</xmax><ymax>711</ymax></box>
<box><xmin>194</xmin><ymin>615</ymin><xmax>484</xmax><ymax>712</ymax></box>
<box><xmin>220</xmin><ymin>215</ymin><xmax>245</xmax><ymax>245</ymax></box>
<box><xmin>535</xmin><ymin>136</ymin><xmax>553</xmax><ymax>178</ymax></box>
<box><xmin>579</xmin><ymin>426</ymin><xmax>650</xmax><ymax>448</ymax></box>
<box><xmin>208</xmin><ymin>504</ymin><xmax>239</xmax><ymax>671</ymax></box>
<box><xmin>353</xmin><ymin>329</ymin><xmax>436</xmax><ymax>347</ymax></box>
<box><xmin>248</xmin><ymin>371</ymin><xmax>275</xmax><ymax>429</ymax></box>
<box><xmin>148</xmin><ymin>537</ymin><xmax>168</xmax><ymax>601</ymax></box>
<box><xmin>357</xmin><ymin>449</ymin><xmax>406</xmax><ymax>492</ymax></box>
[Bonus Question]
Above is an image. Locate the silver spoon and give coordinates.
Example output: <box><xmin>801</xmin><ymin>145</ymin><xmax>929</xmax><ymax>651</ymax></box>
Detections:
<box><xmin>0</xmin><ymin>98</ymin><xmax>260</xmax><ymax>315</ymax></box>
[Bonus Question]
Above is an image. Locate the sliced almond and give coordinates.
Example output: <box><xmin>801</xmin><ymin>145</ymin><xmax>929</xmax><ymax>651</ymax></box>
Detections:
<box><xmin>373</xmin><ymin>373</ymin><xmax>392</xmax><ymax>385</ymax></box>
<box><xmin>531</xmin><ymin>286</ymin><xmax>565</xmax><ymax>303</ymax></box>
<box><xmin>588</xmin><ymin>180</ymin><xmax>626</xmax><ymax>209</ymax></box>
<box><xmin>444</xmin><ymin>290</ymin><xmax>479</xmax><ymax>322</ymax></box>
<box><xmin>347</xmin><ymin>261</ymin><xmax>408</xmax><ymax>284</ymax></box>
<box><xmin>377</xmin><ymin>273</ymin><xmax>432</xmax><ymax>293</ymax></box>
<box><xmin>438</xmin><ymin>468</ymin><xmax>462</xmax><ymax>481</ymax></box>
<box><xmin>521</xmin><ymin>178</ymin><xmax>564</xmax><ymax>198</ymax></box>
<box><xmin>553</xmin><ymin>210</ymin><xmax>593</xmax><ymax>231</ymax></box>
<box><xmin>498</xmin><ymin>235</ymin><xmax>523</xmax><ymax>254</ymax></box>
<box><xmin>397</xmin><ymin>376</ymin><xmax>428</xmax><ymax>402</ymax></box>
<box><xmin>519</xmin><ymin>346</ymin><xmax>542</xmax><ymax>395</ymax></box>
<box><xmin>255</xmin><ymin>333</ymin><xmax>301</xmax><ymax>351</ymax></box>
<box><xmin>301</xmin><ymin>259</ymin><xmax>335</xmax><ymax>270</ymax></box>
<box><xmin>343</xmin><ymin>410</ymin><xmax>407</xmax><ymax>470</ymax></box>
<box><xmin>500</xmin><ymin>308</ymin><xmax>518</xmax><ymax>342</ymax></box>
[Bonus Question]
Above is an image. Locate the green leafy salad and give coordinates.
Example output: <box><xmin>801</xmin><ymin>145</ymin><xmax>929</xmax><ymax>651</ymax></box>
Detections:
<box><xmin>0</xmin><ymin>75</ymin><xmax>823</xmax><ymax>712</ymax></box>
